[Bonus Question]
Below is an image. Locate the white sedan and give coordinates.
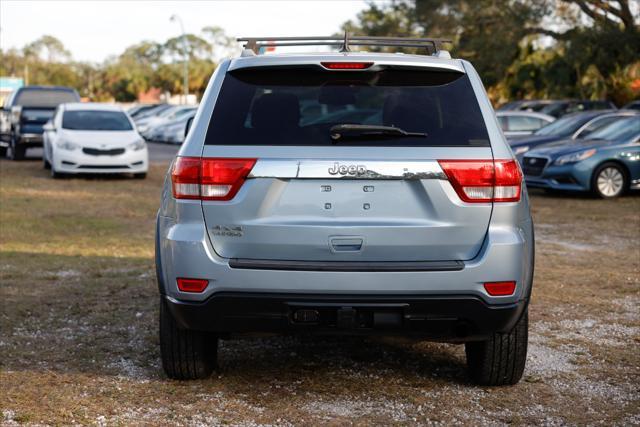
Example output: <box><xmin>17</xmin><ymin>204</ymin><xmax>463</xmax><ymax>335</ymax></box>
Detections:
<box><xmin>43</xmin><ymin>103</ymin><xmax>148</xmax><ymax>178</ymax></box>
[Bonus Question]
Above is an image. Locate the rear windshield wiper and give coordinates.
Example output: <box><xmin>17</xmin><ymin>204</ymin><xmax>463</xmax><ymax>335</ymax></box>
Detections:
<box><xmin>329</xmin><ymin>124</ymin><xmax>427</xmax><ymax>142</ymax></box>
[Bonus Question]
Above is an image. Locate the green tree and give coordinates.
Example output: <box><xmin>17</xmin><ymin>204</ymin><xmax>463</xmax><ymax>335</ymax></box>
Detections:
<box><xmin>342</xmin><ymin>0</ymin><xmax>639</xmax><ymax>104</ymax></box>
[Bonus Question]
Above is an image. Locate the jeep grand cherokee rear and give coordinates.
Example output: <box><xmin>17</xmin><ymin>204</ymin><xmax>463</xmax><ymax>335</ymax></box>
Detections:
<box><xmin>156</xmin><ymin>37</ymin><xmax>534</xmax><ymax>386</ymax></box>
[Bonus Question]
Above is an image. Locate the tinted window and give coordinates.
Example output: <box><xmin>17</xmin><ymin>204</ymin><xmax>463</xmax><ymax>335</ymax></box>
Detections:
<box><xmin>508</xmin><ymin>116</ymin><xmax>545</xmax><ymax>131</ymax></box>
<box><xmin>62</xmin><ymin>110</ymin><xmax>133</xmax><ymax>131</ymax></box>
<box><xmin>588</xmin><ymin>116</ymin><xmax>640</xmax><ymax>142</ymax></box>
<box><xmin>167</xmin><ymin>108</ymin><xmax>196</xmax><ymax>121</ymax></box>
<box><xmin>497</xmin><ymin>116</ymin><xmax>509</xmax><ymax>130</ymax></box>
<box><xmin>15</xmin><ymin>89</ymin><xmax>79</xmax><ymax>107</ymax></box>
<box><xmin>577</xmin><ymin>116</ymin><xmax>620</xmax><ymax>138</ymax></box>
<box><xmin>534</xmin><ymin>114</ymin><xmax>593</xmax><ymax>137</ymax></box>
<box><xmin>540</xmin><ymin>103</ymin><xmax>569</xmax><ymax>117</ymax></box>
<box><xmin>205</xmin><ymin>68</ymin><xmax>489</xmax><ymax>146</ymax></box>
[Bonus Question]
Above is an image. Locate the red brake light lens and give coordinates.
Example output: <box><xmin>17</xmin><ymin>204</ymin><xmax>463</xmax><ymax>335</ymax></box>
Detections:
<box><xmin>438</xmin><ymin>159</ymin><xmax>522</xmax><ymax>203</ymax></box>
<box><xmin>321</xmin><ymin>62</ymin><xmax>373</xmax><ymax>70</ymax></box>
<box><xmin>177</xmin><ymin>278</ymin><xmax>209</xmax><ymax>293</ymax></box>
<box><xmin>484</xmin><ymin>281</ymin><xmax>516</xmax><ymax>296</ymax></box>
<box><xmin>171</xmin><ymin>157</ymin><xmax>201</xmax><ymax>200</ymax></box>
<box><xmin>493</xmin><ymin>160</ymin><xmax>523</xmax><ymax>202</ymax></box>
<box><xmin>201</xmin><ymin>158</ymin><xmax>256</xmax><ymax>201</ymax></box>
<box><xmin>171</xmin><ymin>157</ymin><xmax>256</xmax><ymax>201</ymax></box>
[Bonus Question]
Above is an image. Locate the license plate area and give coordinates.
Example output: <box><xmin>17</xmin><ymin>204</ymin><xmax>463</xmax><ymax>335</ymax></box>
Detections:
<box><xmin>288</xmin><ymin>302</ymin><xmax>407</xmax><ymax>330</ymax></box>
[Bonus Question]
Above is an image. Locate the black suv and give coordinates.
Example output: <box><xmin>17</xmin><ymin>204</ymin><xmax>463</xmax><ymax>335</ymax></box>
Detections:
<box><xmin>0</xmin><ymin>86</ymin><xmax>80</xmax><ymax>160</ymax></box>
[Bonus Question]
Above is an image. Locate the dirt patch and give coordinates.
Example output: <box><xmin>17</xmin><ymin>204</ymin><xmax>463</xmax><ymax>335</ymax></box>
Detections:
<box><xmin>1</xmin><ymin>161</ymin><xmax>639</xmax><ymax>425</ymax></box>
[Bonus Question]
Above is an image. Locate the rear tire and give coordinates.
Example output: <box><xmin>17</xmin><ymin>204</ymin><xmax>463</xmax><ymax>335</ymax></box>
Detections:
<box><xmin>7</xmin><ymin>136</ymin><xmax>26</xmax><ymax>160</ymax></box>
<box><xmin>465</xmin><ymin>309</ymin><xmax>528</xmax><ymax>386</ymax></box>
<box><xmin>159</xmin><ymin>298</ymin><xmax>217</xmax><ymax>380</ymax></box>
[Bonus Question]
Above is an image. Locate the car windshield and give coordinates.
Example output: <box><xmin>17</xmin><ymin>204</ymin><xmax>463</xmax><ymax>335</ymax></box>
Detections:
<box><xmin>205</xmin><ymin>68</ymin><xmax>490</xmax><ymax>146</ymax></box>
<box><xmin>15</xmin><ymin>89</ymin><xmax>78</xmax><ymax>107</ymax></box>
<box><xmin>62</xmin><ymin>110</ymin><xmax>133</xmax><ymax>131</ymax></box>
<box><xmin>534</xmin><ymin>114</ymin><xmax>591</xmax><ymax>136</ymax></box>
<box><xmin>587</xmin><ymin>116</ymin><xmax>640</xmax><ymax>142</ymax></box>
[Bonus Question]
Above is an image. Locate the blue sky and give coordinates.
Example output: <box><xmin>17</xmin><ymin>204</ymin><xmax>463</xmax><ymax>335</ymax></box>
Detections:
<box><xmin>0</xmin><ymin>1</ymin><xmax>370</xmax><ymax>62</ymax></box>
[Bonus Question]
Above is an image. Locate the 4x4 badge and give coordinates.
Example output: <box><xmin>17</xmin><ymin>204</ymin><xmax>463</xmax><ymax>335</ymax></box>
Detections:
<box><xmin>328</xmin><ymin>162</ymin><xmax>367</xmax><ymax>176</ymax></box>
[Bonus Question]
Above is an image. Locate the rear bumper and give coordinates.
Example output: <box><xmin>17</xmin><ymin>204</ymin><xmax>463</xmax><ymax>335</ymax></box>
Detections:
<box><xmin>165</xmin><ymin>292</ymin><xmax>527</xmax><ymax>341</ymax></box>
<box><xmin>157</xmin><ymin>214</ymin><xmax>534</xmax><ymax>305</ymax></box>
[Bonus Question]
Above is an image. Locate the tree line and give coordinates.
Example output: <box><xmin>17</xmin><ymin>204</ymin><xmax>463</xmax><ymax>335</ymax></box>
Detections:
<box><xmin>1</xmin><ymin>1</ymin><xmax>638</xmax><ymax>105</ymax></box>
<box><xmin>342</xmin><ymin>0</ymin><xmax>639</xmax><ymax>105</ymax></box>
<box><xmin>0</xmin><ymin>27</ymin><xmax>236</xmax><ymax>102</ymax></box>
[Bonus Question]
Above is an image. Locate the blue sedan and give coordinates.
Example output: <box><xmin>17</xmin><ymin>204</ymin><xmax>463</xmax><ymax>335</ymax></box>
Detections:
<box><xmin>510</xmin><ymin>110</ymin><xmax>638</xmax><ymax>159</ymax></box>
<box><xmin>521</xmin><ymin>116</ymin><xmax>640</xmax><ymax>198</ymax></box>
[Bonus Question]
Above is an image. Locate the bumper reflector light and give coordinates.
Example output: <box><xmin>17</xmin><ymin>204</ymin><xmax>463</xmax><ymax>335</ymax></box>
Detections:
<box><xmin>483</xmin><ymin>281</ymin><xmax>516</xmax><ymax>296</ymax></box>
<box><xmin>177</xmin><ymin>278</ymin><xmax>209</xmax><ymax>293</ymax></box>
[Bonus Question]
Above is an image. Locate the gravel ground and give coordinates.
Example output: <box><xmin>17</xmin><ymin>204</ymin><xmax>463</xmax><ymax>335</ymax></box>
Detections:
<box><xmin>0</xmin><ymin>159</ymin><xmax>638</xmax><ymax>425</ymax></box>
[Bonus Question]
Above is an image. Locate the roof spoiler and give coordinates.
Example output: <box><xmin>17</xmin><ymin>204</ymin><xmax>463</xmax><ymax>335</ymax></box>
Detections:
<box><xmin>237</xmin><ymin>33</ymin><xmax>452</xmax><ymax>57</ymax></box>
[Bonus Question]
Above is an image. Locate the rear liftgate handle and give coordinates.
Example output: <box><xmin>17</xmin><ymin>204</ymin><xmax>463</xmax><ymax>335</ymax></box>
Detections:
<box><xmin>329</xmin><ymin>237</ymin><xmax>364</xmax><ymax>253</ymax></box>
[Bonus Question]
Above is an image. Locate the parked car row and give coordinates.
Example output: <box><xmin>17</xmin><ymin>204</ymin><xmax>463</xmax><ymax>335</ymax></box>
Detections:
<box><xmin>1</xmin><ymin>85</ymin><xmax>149</xmax><ymax>179</ymax></box>
<box><xmin>128</xmin><ymin>103</ymin><xmax>197</xmax><ymax>144</ymax></box>
<box><xmin>498</xmin><ymin>99</ymin><xmax>618</xmax><ymax>118</ymax></box>
<box><xmin>506</xmin><ymin>110</ymin><xmax>640</xmax><ymax>198</ymax></box>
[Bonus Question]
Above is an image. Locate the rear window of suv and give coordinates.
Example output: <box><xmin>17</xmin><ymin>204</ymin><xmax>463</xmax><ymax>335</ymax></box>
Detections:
<box><xmin>205</xmin><ymin>67</ymin><xmax>489</xmax><ymax>146</ymax></box>
<box><xmin>15</xmin><ymin>89</ymin><xmax>79</xmax><ymax>108</ymax></box>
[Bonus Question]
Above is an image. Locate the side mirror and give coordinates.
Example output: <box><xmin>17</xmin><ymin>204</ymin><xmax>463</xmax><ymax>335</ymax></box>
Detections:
<box><xmin>184</xmin><ymin>116</ymin><xmax>194</xmax><ymax>138</ymax></box>
<box><xmin>43</xmin><ymin>121</ymin><xmax>55</xmax><ymax>132</ymax></box>
<box><xmin>10</xmin><ymin>105</ymin><xmax>22</xmax><ymax>122</ymax></box>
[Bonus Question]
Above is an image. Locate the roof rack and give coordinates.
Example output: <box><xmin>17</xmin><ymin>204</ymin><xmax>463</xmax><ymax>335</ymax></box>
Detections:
<box><xmin>237</xmin><ymin>33</ymin><xmax>453</xmax><ymax>56</ymax></box>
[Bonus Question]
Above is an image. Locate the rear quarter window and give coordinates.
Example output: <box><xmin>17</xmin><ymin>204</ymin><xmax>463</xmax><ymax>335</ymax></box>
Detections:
<box><xmin>205</xmin><ymin>67</ymin><xmax>489</xmax><ymax>147</ymax></box>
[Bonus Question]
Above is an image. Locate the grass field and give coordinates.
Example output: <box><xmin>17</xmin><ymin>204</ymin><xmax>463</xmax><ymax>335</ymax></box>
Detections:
<box><xmin>1</xmin><ymin>159</ymin><xmax>639</xmax><ymax>425</ymax></box>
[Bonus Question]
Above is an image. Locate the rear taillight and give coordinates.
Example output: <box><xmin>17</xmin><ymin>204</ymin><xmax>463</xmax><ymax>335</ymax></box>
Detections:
<box><xmin>438</xmin><ymin>159</ymin><xmax>522</xmax><ymax>203</ymax></box>
<box><xmin>171</xmin><ymin>157</ymin><xmax>256</xmax><ymax>201</ymax></box>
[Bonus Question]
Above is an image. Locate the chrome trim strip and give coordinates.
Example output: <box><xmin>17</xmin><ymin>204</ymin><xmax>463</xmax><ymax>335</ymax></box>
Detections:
<box><xmin>248</xmin><ymin>159</ymin><xmax>447</xmax><ymax>180</ymax></box>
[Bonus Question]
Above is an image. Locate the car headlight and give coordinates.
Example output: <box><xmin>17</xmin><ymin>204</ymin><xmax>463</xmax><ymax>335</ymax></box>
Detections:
<box><xmin>513</xmin><ymin>146</ymin><xmax>529</xmax><ymax>156</ymax></box>
<box><xmin>56</xmin><ymin>140</ymin><xmax>79</xmax><ymax>151</ymax></box>
<box><xmin>554</xmin><ymin>148</ymin><xmax>596</xmax><ymax>166</ymax></box>
<box><xmin>129</xmin><ymin>139</ymin><xmax>146</xmax><ymax>151</ymax></box>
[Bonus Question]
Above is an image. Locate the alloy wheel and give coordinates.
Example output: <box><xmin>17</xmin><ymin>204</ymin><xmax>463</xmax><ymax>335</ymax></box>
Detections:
<box><xmin>596</xmin><ymin>166</ymin><xmax>624</xmax><ymax>197</ymax></box>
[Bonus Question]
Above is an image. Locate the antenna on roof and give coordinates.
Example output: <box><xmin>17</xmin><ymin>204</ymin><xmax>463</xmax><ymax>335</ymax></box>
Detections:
<box><xmin>339</xmin><ymin>31</ymin><xmax>350</xmax><ymax>53</ymax></box>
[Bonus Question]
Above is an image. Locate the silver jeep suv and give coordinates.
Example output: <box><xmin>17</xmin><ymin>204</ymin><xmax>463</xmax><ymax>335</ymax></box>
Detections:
<box><xmin>156</xmin><ymin>36</ymin><xmax>534</xmax><ymax>386</ymax></box>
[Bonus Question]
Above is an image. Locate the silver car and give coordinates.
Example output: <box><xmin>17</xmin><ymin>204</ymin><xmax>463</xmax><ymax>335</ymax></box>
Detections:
<box><xmin>156</xmin><ymin>36</ymin><xmax>534</xmax><ymax>386</ymax></box>
<box><xmin>496</xmin><ymin>111</ymin><xmax>555</xmax><ymax>139</ymax></box>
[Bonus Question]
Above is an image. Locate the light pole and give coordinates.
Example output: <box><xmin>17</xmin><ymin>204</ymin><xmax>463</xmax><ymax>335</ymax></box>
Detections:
<box><xmin>170</xmin><ymin>14</ymin><xmax>189</xmax><ymax>105</ymax></box>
